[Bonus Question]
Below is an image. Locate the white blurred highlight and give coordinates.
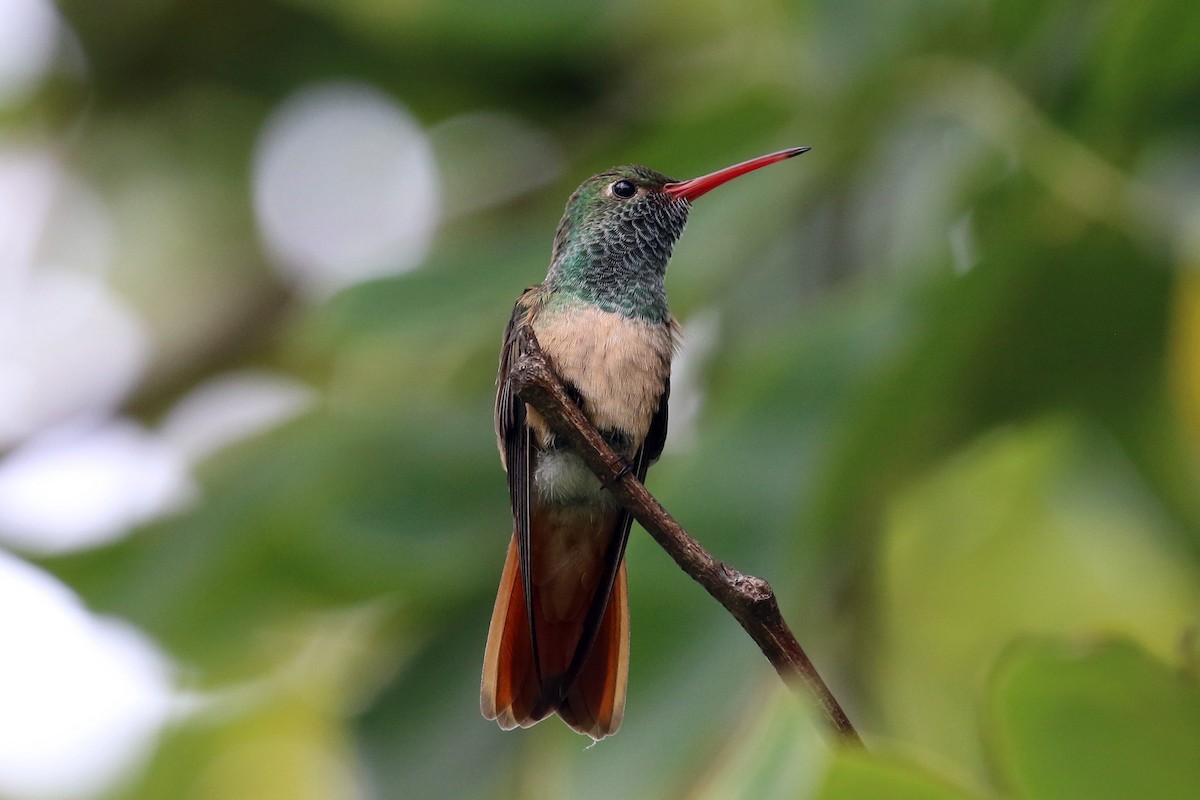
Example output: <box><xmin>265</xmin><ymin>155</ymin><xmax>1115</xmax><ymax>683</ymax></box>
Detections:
<box><xmin>0</xmin><ymin>419</ymin><xmax>194</xmax><ymax>555</ymax></box>
<box><xmin>0</xmin><ymin>146</ymin><xmax>57</xmax><ymax>280</ymax></box>
<box><xmin>0</xmin><ymin>370</ymin><xmax>317</xmax><ymax>556</ymax></box>
<box><xmin>0</xmin><ymin>148</ymin><xmax>136</xmax><ymax>447</ymax></box>
<box><xmin>161</xmin><ymin>370</ymin><xmax>317</xmax><ymax>464</ymax></box>
<box><xmin>253</xmin><ymin>83</ymin><xmax>439</xmax><ymax>297</ymax></box>
<box><xmin>0</xmin><ymin>552</ymin><xmax>175</xmax><ymax>800</ymax></box>
<box><xmin>0</xmin><ymin>0</ymin><xmax>59</xmax><ymax>106</ymax></box>
<box><xmin>0</xmin><ymin>268</ymin><xmax>148</xmax><ymax>447</ymax></box>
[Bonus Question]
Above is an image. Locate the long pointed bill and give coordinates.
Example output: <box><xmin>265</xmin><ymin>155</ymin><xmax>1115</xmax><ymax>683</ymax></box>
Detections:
<box><xmin>662</xmin><ymin>146</ymin><xmax>810</xmax><ymax>202</ymax></box>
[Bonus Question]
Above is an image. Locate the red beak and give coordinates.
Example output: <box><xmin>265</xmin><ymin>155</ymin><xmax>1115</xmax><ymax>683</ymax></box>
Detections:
<box><xmin>662</xmin><ymin>147</ymin><xmax>810</xmax><ymax>202</ymax></box>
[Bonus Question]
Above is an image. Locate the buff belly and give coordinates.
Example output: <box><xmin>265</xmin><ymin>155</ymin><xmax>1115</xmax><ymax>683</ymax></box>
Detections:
<box><xmin>526</xmin><ymin>303</ymin><xmax>675</xmax><ymax>461</ymax></box>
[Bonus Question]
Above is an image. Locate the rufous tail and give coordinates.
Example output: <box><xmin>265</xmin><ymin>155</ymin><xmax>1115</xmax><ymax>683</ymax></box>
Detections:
<box><xmin>480</xmin><ymin>533</ymin><xmax>629</xmax><ymax>740</ymax></box>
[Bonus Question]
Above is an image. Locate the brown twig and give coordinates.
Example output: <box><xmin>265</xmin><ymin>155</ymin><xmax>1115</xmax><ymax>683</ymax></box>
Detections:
<box><xmin>510</xmin><ymin>326</ymin><xmax>862</xmax><ymax>745</ymax></box>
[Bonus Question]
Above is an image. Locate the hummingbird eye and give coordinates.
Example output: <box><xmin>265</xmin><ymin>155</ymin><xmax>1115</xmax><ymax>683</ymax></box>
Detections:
<box><xmin>611</xmin><ymin>180</ymin><xmax>637</xmax><ymax>199</ymax></box>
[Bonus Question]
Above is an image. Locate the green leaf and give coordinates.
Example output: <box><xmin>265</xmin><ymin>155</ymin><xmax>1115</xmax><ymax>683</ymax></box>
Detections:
<box><xmin>873</xmin><ymin>418</ymin><xmax>1198</xmax><ymax>776</ymax></box>
<box><xmin>815</xmin><ymin>750</ymin><xmax>978</xmax><ymax>800</ymax></box>
<box><xmin>990</xmin><ymin>638</ymin><xmax>1200</xmax><ymax>800</ymax></box>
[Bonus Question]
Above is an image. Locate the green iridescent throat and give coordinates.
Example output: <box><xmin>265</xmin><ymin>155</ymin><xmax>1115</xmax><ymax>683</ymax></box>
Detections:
<box><xmin>547</xmin><ymin>244</ymin><xmax>671</xmax><ymax>321</ymax></box>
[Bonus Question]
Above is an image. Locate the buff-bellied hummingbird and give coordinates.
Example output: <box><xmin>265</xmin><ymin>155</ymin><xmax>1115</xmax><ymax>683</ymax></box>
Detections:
<box><xmin>481</xmin><ymin>147</ymin><xmax>810</xmax><ymax>739</ymax></box>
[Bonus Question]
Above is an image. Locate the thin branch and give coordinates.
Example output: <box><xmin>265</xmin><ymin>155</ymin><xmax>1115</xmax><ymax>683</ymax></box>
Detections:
<box><xmin>510</xmin><ymin>326</ymin><xmax>862</xmax><ymax>745</ymax></box>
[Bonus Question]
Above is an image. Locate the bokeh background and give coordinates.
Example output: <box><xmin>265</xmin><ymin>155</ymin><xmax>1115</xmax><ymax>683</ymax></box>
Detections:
<box><xmin>2</xmin><ymin>0</ymin><xmax>1199</xmax><ymax>798</ymax></box>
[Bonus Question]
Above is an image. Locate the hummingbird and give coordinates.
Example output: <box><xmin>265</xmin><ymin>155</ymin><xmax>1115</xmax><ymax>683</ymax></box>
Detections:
<box><xmin>481</xmin><ymin>147</ymin><xmax>809</xmax><ymax>739</ymax></box>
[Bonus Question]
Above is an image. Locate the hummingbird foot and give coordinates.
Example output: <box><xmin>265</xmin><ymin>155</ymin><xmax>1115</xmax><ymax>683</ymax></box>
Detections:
<box><xmin>609</xmin><ymin>461</ymin><xmax>633</xmax><ymax>483</ymax></box>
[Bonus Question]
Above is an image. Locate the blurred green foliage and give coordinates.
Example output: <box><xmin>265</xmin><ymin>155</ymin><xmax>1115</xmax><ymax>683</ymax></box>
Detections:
<box><xmin>14</xmin><ymin>0</ymin><xmax>1200</xmax><ymax>796</ymax></box>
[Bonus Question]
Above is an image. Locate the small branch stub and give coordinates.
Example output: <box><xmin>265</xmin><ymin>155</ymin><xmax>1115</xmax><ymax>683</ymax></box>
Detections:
<box><xmin>510</xmin><ymin>325</ymin><xmax>862</xmax><ymax>745</ymax></box>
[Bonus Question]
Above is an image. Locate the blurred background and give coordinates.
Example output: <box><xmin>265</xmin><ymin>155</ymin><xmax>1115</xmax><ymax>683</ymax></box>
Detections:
<box><xmin>2</xmin><ymin>0</ymin><xmax>1199</xmax><ymax>798</ymax></box>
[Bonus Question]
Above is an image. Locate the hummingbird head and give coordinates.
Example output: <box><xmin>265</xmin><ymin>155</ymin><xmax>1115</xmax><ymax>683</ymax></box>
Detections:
<box><xmin>545</xmin><ymin>148</ymin><xmax>810</xmax><ymax>322</ymax></box>
<box><xmin>545</xmin><ymin>165</ymin><xmax>688</xmax><ymax>322</ymax></box>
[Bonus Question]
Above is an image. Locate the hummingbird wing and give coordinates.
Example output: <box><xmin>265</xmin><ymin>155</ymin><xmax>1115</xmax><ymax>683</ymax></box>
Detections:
<box><xmin>494</xmin><ymin>288</ymin><xmax>541</xmax><ymax>678</ymax></box>
<box><xmin>642</xmin><ymin>375</ymin><xmax>671</xmax><ymax>466</ymax></box>
<box><xmin>483</xmin><ymin>289</ymin><xmax>549</xmax><ymax>728</ymax></box>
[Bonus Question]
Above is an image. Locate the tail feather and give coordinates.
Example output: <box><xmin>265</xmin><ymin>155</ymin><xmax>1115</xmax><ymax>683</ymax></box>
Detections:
<box><xmin>481</xmin><ymin>537</ymin><xmax>542</xmax><ymax>728</ymax></box>
<box><xmin>557</xmin><ymin>563</ymin><xmax>629</xmax><ymax>738</ymax></box>
<box><xmin>481</xmin><ymin>531</ymin><xmax>630</xmax><ymax>740</ymax></box>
